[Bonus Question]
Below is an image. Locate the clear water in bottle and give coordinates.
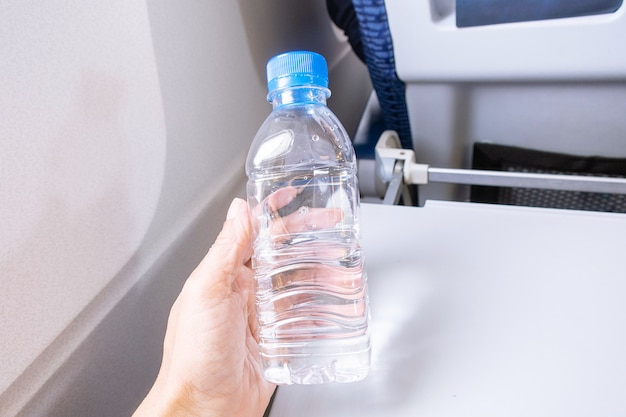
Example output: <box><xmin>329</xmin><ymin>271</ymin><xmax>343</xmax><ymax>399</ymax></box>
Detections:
<box><xmin>246</xmin><ymin>51</ymin><xmax>371</xmax><ymax>384</ymax></box>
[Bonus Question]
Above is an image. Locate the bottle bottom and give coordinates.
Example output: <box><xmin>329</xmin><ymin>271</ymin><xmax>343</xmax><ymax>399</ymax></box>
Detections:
<box><xmin>260</xmin><ymin>335</ymin><xmax>371</xmax><ymax>384</ymax></box>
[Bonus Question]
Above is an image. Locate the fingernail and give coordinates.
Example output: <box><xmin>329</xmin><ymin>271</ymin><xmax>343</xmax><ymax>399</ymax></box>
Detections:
<box><xmin>226</xmin><ymin>198</ymin><xmax>243</xmax><ymax>220</ymax></box>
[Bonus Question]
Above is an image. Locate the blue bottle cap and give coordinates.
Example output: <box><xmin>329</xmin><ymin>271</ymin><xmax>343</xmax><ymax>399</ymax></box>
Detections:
<box><xmin>266</xmin><ymin>51</ymin><xmax>329</xmax><ymax>94</ymax></box>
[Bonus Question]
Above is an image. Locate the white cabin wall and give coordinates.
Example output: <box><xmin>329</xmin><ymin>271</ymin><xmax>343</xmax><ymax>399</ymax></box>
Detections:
<box><xmin>0</xmin><ymin>1</ymin><xmax>371</xmax><ymax>416</ymax></box>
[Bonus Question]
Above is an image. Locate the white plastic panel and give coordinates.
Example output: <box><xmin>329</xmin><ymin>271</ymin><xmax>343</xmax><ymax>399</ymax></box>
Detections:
<box><xmin>385</xmin><ymin>0</ymin><xmax>626</xmax><ymax>81</ymax></box>
<box><xmin>270</xmin><ymin>202</ymin><xmax>626</xmax><ymax>417</ymax></box>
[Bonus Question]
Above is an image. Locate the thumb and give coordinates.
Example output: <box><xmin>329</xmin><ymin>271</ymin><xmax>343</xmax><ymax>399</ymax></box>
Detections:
<box><xmin>190</xmin><ymin>198</ymin><xmax>252</xmax><ymax>289</ymax></box>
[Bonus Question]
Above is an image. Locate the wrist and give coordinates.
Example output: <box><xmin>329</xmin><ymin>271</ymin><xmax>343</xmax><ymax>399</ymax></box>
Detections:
<box><xmin>133</xmin><ymin>379</ymin><xmax>210</xmax><ymax>417</ymax></box>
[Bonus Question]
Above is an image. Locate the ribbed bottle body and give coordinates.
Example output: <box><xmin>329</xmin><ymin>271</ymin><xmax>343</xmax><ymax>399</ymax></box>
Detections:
<box><xmin>246</xmin><ymin>102</ymin><xmax>370</xmax><ymax>384</ymax></box>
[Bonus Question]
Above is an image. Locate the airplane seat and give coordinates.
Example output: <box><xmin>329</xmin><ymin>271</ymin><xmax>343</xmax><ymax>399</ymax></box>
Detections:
<box><xmin>455</xmin><ymin>0</ymin><xmax>623</xmax><ymax>27</ymax></box>
<box><xmin>348</xmin><ymin>0</ymin><xmax>626</xmax><ymax>210</ymax></box>
<box><xmin>351</xmin><ymin>0</ymin><xmax>413</xmax><ymax>150</ymax></box>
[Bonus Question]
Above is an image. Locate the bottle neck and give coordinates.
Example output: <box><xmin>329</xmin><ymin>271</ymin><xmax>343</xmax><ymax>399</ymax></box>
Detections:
<box><xmin>268</xmin><ymin>86</ymin><xmax>330</xmax><ymax>109</ymax></box>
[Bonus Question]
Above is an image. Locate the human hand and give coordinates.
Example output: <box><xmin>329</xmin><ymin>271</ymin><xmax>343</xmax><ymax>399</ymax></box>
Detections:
<box><xmin>133</xmin><ymin>198</ymin><xmax>276</xmax><ymax>417</ymax></box>
<box><xmin>254</xmin><ymin>185</ymin><xmax>346</xmax><ymax>238</ymax></box>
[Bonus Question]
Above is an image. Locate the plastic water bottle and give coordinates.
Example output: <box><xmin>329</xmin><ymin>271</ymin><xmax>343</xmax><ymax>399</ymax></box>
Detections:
<box><xmin>245</xmin><ymin>51</ymin><xmax>371</xmax><ymax>384</ymax></box>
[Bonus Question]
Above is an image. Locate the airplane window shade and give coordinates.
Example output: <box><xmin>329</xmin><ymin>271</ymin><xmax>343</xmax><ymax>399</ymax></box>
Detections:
<box><xmin>456</xmin><ymin>0</ymin><xmax>624</xmax><ymax>28</ymax></box>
